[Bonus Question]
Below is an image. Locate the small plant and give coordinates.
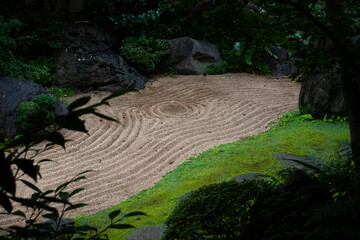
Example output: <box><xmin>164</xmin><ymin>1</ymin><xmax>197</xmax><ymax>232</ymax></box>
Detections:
<box><xmin>23</xmin><ymin>56</ymin><xmax>56</xmax><ymax>87</ymax></box>
<box><xmin>47</xmin><ymin>87</ymin><xmax>75</xmax><ymax>98</ymax></box>
<box><xmin>207</xmin><ymin>61</ymin><xmax>229</xmax><ymax>75</ymax></box>
<box><xmin>277</xmin><ymin>110</ymin><xmax>313</xmax><ymax>126</ymax></box>
<box><xmin>120</xmin><ymin>36</ymin><xmax>170</xmax><ymax>75</ymax></box>
<box><xmin>166</xmin><ymin>66</ymin><xmax>178</xmax><ymax>78</ymax></box>
<box><xmin>323</xmin><ymin>114</ymin><xmax>348</xmax><ymax>123</ymax></box>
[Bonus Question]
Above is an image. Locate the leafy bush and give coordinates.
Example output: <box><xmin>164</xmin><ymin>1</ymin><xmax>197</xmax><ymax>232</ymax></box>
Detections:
<box><xmin>16</xmin><ymin>94</ymin><xmax>56</xmax><ymax>124</ymax></box>
<box><xmin>163</xmin><ymin>180</ymin><xmax>275</xmax><ymax>240</ymax></box>
<box><xmin>15</xmin><ymin>101</ymin><xmax>41</xmax><ymax>123</ymax></box>
<box><xmin>32</xmin><ymin>94</ymin><xmax>57</xmax><ymax>110</ymax></box>
<box><xmin>120</xmin><ymin>36</ymin><xmax>170</xmax><ymax>75</ymax></box>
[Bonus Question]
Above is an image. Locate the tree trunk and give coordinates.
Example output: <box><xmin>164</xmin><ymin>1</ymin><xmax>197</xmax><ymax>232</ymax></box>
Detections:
<box><xmin>341</xmin><ymin>73</ymin><xmax>360</xmax><ymax>170</ymax></box>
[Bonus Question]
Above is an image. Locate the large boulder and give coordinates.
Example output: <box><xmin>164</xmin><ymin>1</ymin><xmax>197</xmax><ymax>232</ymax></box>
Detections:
<box><xmin>298</xmin><ymin>74</ymin><xmax>346</xmax><ymax>119</ymax></box>
<box><xmin>160</xmin><ymin>37</ymin><xmax>222</xmax><ymax>75</ymax></box>
<box><xmin>0</xmin><ymin>77</ymin><xmax>68</xmax><ymax>138</ymax></box>
<box><xmin>54</xmin><ymin>23</ymin><xmax>147</xmax><ymax>92</ymax></box>
<box><xmin>263</xmin><ymin>45</ymin><xmax>296</xmax><ymax>78</ymax></box>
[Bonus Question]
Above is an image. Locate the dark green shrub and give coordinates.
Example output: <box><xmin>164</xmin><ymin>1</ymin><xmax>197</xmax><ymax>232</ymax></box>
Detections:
<box><xmin>16</xmin><ymin>94</ymin><xmax>57</xmax><ymax>124</ymax></box>
<box><xmin>15</xmin><ymin>101</ymin><xmax>41</xmax><ymax>123</ymax></box>
<box><xmin>207</xmin><ymin>61</ymin><xmax>229</xmax><ymax>75</ymax></box>
<box><xmin>163</xmin><ymin>180</ymin><xmax>275</xmax><ymax>240</ymax></box>
<box><xmin>120</xmin><ymin>36</ymin><xmax>170</xmax><ymax>75</ymax></box>
<box><xmin>32</xmin><ymin>94</ymin><xmax>57</xmax><ymax>110</ymax></box>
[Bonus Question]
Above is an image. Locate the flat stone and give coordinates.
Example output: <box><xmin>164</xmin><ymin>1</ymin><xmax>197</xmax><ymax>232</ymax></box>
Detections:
<box><xmin>230</xmin><ymin>173</ymin><xmax>263</xmax><ymax>183</ymax></box>
<box><xmin>125</xmin><ymin>225</ymin><xmax>166</xmax><ymax>240</ymax></box>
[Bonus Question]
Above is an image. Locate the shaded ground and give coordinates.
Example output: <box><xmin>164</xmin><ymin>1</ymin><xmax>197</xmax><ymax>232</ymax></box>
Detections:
<box><xmin>1</xmin><ymin>73</ymin><xmax>300</xmax><ymax>227</ymax></box>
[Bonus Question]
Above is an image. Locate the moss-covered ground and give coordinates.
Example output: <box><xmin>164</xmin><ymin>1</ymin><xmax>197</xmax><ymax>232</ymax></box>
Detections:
<box><xmin>75</xmin><ymin>111</ymin><xmax>350</xmax><ymax>239</ymax></box>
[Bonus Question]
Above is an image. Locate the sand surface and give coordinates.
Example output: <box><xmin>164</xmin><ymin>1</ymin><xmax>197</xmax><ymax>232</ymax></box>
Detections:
<box><xmin>1</xmin><ymin>73</ymin><xmax>300</xmax><ymax>227</ymax></box>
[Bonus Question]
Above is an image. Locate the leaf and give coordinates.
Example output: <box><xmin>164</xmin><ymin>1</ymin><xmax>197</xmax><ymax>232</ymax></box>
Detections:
<box><xmin>108</xmin><ymin>209</ymin><xmax>121</xmax><ymax>221</ymax></box>
<box><xmin>73</xmin><ymin>176</ymin><xmax>87</xmax><ymax>182</ymax></box>
<box><xmin>123</xmin><ymin>211</ymin><xmax>147</xmax><ymax>218</ymax></box>
<box><xmin>69</xmin><ymin>188</ymin><xmax>85</xmax><ymax>197</ymax></box>
<box><xmin>108</xmin><ymin>224</ymin><xmax>135</xmax><ymax>230</ymax></box>
<box><xmin>12</xmin><ymin>197</ymin><xmax>58</xmax><ymax>214</ymax></box>
<box><xmin>0</xmin><ymin>151</ymin><xmax>16</xmax><ymax>195</ymax></box>
<box><xmin>55</xmin><ymin>181</ymin><xmax>71</xmax><ymax>193</ymax></box>
<box><xmin>13</xmin><ymin>159</ymin><xmax>37</xmax><ymax>181</ymax></box>
<box><xmin>75</xmin><ymin>170</ymin><xmax>93</xmax><ymax>176</ymax></box>
<box><xmin>12</xmin><ymin>210</ymin><xmax>26</xmax><ymax>218</ymax></box>
<box><xmin>92</xmin><ymin>112</ymin><xmax>118</xmax><ymax>122</ymax></box>
<box><xmin>59</xmin><ymin>192</ymin><xmax>70</xmax><ymax>201</ymax></box>
<box><xmin>21</xmin><ymin>179</ymin><xmax>42</xmax><ymax>193</ymax></box>
<box><xmin>43</xmin><ymin>190</ymin><xmax>55</xmax><ymax>196</ymax></box>
<box><xmin>45</xmin><ymin>132</ymin><xmax>66</xmax><ymax>149</ymax></box>
<box><xmin>101</xmin><ymin>90</ymin><xmax>135</xmax><ymax>103</ymax></box>
<box><xmin>67</xmin><ymin>96</ymin><xmax>91</xmax><ymax>111</ymax></box>
<box><xmin>42</xmin><ymin>213</ymin><xmax>59</xmax><ymax>221</ymax></box>
<box><xmin>76</xmin><ymin>225</ymin><xmax>98</xmax><ymax>232</ymax></box>
<box><xmin>65</xmin><ymin>203</ymin><xmax>87</xmax><ymax>211</ymax></box>
<box><xmin>0</xmin><ymin>191</ymin><xmax>13</xmax><ymax>213</ymax></box>
<box><xmin>38</xmin><ymin>159</ymin><xmax>52</xmax><ymax>164</ymax></box>
<box><xmin>55</xmin><ymin>114</ymin><xmax>87</xmax><ymax>133</ymax></box>
<box><xmin>41</xmin><ymin>196</ymin><xmax>69</xmax><ymax>204</ymax></box>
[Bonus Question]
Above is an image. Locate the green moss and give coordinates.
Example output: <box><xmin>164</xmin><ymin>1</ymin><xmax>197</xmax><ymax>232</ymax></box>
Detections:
<box><xmin>74</xmin><ymin>112</ymin><xmax>350</xmax><ymax>240</ymax></box>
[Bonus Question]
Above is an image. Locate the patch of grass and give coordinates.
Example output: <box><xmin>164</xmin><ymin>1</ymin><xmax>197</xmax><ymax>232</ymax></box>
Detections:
<box><xmin>74</xmin><ymin>110</ymin><xmax>350</xmax><ymax>239</ymax></box>
<box><xmin>47</xmin><ymin>87</ymin><xmax>75</xmax><ymax>106</ymax></box>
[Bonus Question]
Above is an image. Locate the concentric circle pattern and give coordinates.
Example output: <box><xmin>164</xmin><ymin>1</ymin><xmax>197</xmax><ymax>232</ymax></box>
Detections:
<box><xmin>1</xmin><ymin>73</ymin><xmax>300</xmax><ymax>227</ymax></box>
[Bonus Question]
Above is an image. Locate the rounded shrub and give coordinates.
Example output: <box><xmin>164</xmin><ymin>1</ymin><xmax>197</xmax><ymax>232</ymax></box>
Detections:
<box><xmin>32</xmin><ymin>94</ymin><xmax>56</xmax><ymax>110</ymax></box>
<box><xmin>15</xmin><ymin>101</ymin><xmax>41</xmax><ymax>123</ymax></box>
<box><xmin>16</xmin><ymin>94</ymin><xmax>57</xmax><ymax>123</ymax></box>
<box><xmin>163</xmin><ymin>180</ymin><xmax>275</xmax><ymax>240</ymax></box>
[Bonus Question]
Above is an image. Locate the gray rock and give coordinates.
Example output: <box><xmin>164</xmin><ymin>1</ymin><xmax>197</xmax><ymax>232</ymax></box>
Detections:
<box><xmin>161</xmin><ymin>37</ymin><xmax>222</xmax><ymax>75</ymax></box>
<box><xmin>263</xmin><ymin>45</ymin><xmax>296</xmax><ymax>78</ymax></box>
<box><xmin>273</xmin><ymin>153</ymin><xmax>307</xmax><ymax>169</ymax></box>
<box><xmin>298</xmin><ymin>73</ymin><xmax>346</xmax><ymax>119</ymax></box>
<box><xmin>0</xmin><ymin>77</ymin><xmax>68</xmax><ymax>138</ymax></box>
<box><xmin>230</xmin><ymin>173</ymin><xmax>263</xmax><ymax>183</ymax></box>
<box><xmin>274</xmin><ymin>153</ymin><xmax>334</xmax><ymax>174</ymax></box>
<box><xmin>125</xmin><ymin>225</ymin><xmax>166</xmax><ymax>240</ymax></box>
<box><xmin>54</xmin><ymin>23</ymin><xmax>147</xmax><ymax>92</ymax></box>
<box><xmin>176</xmin><ymin>191</ymin><xmax>193</xmax><ymax>204</ymax></box>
